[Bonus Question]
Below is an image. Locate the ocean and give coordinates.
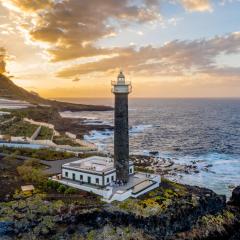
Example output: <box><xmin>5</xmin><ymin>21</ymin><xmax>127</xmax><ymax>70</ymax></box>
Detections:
<box><xmin>62</xmin><ymin>98</ymin><xmax>240</xmax><ymax>198</ymax></box>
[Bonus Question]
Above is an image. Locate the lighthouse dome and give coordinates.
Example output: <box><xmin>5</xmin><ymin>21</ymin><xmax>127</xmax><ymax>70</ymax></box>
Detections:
<box><xmin>117</xmin><ymin>71</ymin><xmax>125</xmax><ymax>83</ymax></box>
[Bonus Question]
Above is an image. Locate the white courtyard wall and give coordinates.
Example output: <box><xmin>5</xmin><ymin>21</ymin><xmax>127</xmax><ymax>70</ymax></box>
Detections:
<box><xmin>110</xmin><ymin>189</ymin><xmax>132</xmax><ymax>202</ymax></box>
<box><xmin>55</xmin><ymin>179</ymin><xmax>112</xmax><ymax>197</ymax></box>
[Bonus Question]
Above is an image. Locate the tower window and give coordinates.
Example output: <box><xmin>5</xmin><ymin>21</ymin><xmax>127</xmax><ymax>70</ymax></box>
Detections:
<box><xmin>96</xmin><ymin>178</ymin><xmax>99</xmax><ymax>184</ymax></box>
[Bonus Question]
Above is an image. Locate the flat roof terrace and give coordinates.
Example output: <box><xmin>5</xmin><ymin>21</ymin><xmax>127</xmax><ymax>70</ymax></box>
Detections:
<box><xmin>63</xmin><ymin>156</ymin><xmax>115</xmax><ymax>173</ymax></box>
<box><xmin>111</xmin><ymin>172</ymin><xmax>157</xmax><ymax>194</ymax></box>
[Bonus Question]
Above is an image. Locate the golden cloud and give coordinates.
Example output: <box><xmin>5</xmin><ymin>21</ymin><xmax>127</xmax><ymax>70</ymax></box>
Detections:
<box><xmin>57</xmin><ymin>33</ymin><xmax>240</xmax><ymax>78</ymax></box>
<box><xmin>180</xmin><ymin>0</ymin><xmax>212</xmax><ymax>12</ymax></box>
<box><xmin>4</xmin><ymin>0</ymin><xmax>53</xmax><ymax>12</ymax></box>
<box><xmin>7</xmin><ymin>0</ymin><xmax>159</xmax><ymax>61</ymax></box>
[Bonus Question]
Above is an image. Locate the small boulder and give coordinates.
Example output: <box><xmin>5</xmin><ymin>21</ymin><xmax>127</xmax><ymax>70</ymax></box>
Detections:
<box><xmin>230</xmin><ymin>186</ymin><xmax>240</xmax><ymax>206</ymax></box>
<box><xmin>149</xmin><ymin>151</ymin><xmax>159</xmax><ymax>156</ymax></box>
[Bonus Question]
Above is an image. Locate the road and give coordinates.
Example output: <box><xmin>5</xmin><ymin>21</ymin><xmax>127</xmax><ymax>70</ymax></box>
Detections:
<box><xmin>0</xmin><ymin>152</ymin><xmax>78</xmax><ymax>175</ymax></box>
<box><xmin>40</xmin><ymin>158</ymin><xmax>78</xmax><ymax>175</ymax></box>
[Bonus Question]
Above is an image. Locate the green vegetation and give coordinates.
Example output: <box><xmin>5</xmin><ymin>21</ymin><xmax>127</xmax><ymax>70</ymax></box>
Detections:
<box><xmin>0</xmin><ymin>146</ymin><xmax>75</xmax><ymax>160</ymax></box>
<box><xmin>0</xmin><ymin>108</ymin><xmax>55</xmax><ymax>139</ymax></box>
<box><xmin>36</xmin><ymin>126</ymin><xmax>53</xmax><ymax>140</ymax></box>
<box><xmin>43</xmin><ymin>179</ymin><xmax>79</xmax><ymax>195</ymax></box>
<box><xmin>1</xmin><ymin>155</ymin><xmax>18</xmax><ymax>169</ymax></box>
<box><xmin>17</xmin><ymin>159</ymin><xmax>46</xmax><ymax>185</ymax></box>
<box><xmin>135</xmin><ymin>166</ymin><xmax>155</xmax><ymax>173</ymax></box>
<box><xmin>0</xmin><ymin>195</ymin><xmax>64</xmax><ymax>236</ymax></box>
<box><xmin>53</xmin><ymin>135</ymin><xmax>82</xmax><ymax>147</ymax></box>
<box><xmin>0</xmin><ymin>192</ymin><xmax>145</xmax><ymax>239</ymax></box>
<box><xmin>200</xmin><ymin>210</ymin><xmax>235</xmax><ymax>226</ymax></box>
<box><xmin>0</xmin><ymin>114</ymin><xmax>12</xmax><ymax>122</ymax></box>
<box><xmin>7</xmin><ymin>107</ymin><xmax>58</xmax><ymax>123</ymax></box>
<box><xmin>187</xmin><ymin>210</ymin><xmax>237</xmax><ymax>237</ymax></box>
<box><xmin>117</xmin><ymin>178</ymin><xmax>188</xmax><ymax>217</ymax></box>
<box><xmin>0</xmin><ymin>118</ymin><xmax>38</xmax><ymax>137</ymax></box>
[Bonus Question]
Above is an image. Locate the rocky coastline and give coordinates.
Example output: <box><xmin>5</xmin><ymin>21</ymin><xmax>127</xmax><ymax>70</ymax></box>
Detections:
<box><xmin>0</xmin><ymin>179</ymin><xmax>239</xmax><ymax>240</ymax></box>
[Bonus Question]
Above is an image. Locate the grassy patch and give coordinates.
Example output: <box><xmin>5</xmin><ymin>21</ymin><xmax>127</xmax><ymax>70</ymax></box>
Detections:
<box><xmin>135</xmin><ymin>166</ymin><xmax>155</xmax><ymax>173</ymax></box>
<box><xmin>0</xmin><ymin>119</ymin><xmax>38</xmax><ymax>137</ymax></box>
<box><xmin>200</xmin><ymin>210</ymin><xmax>235</xmax><ymax>226</ymax></box>
<box><xmin>53</xmin><ymin>135</ymin><xmax>82</xmax><ymax>147</ymax></box>
<box><xmin>36</xmin><ymin>126</ymin><xmax>53</xmax><ymax>140</ymax></box>
<box><xmin>0</xmin><ymin>146</ymin><xmax>75</xmax><ymax>160</ymax></box>
<box><xmin>117</xmin><ymin>178</ymin><xmax>189</xmax><ymax>217</ymax></box>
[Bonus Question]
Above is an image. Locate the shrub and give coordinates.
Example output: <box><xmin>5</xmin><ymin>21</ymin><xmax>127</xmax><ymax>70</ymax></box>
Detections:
<box><xmin>46</xmin><ymin>179</ymin><xmax>61</xmax><ymax>190</ymax></box>
<box><xmin>64</xmin><ymin>187</ymin><xmax>77</xmax><ymax>194</ymax></box>
<box><xmin>57</xmin><ymin>185</ymin><xmax>66</xmax><ymax>193</ymax></box>
<box><xmin>17</xmin><ymin>165</ymin><xmax>45</xmax><ymax>184</ymax></box>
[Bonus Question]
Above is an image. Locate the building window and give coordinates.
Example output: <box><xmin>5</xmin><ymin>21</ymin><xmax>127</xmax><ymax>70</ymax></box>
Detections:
<box><xmin>80</xmin><ymin>175</ymin><xmax>83</xmax><ymax>180</ymax></box>
<box><xmin>129</xmin><ymin>168</ymin><xmax>133</xmax><ymax>174</ymax></box>
<box><xmin>65</xmin><ymin>172</ymin><xmax>68</xmax><ymax>177</ymax></box>
<box><xmin>96</xmin><ymin>178</ymin><xmax>99</xmax><ymax>184</ymax></box>
<box><xmin>72</xmin><ymin>173</ymin><xmax>76</xmax><ymax>180</ymax></box>
<box><xmin>107</xmin><ymin>177</ymin><xmax>110</xmax><ymax>183</ymax></box>
<box><xmin>111</xmin><ymin>176</ymin><xmax>114</xmax><ymax>181</ymax></box>
<box><xmin>88</xmin><ymin>176</ymin><xmax>91</xmax><ymax>184</ymax></box>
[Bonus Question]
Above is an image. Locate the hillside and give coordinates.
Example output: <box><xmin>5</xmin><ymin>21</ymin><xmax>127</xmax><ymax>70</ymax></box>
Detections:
<box><xmin>0</xmin><ymin>74</ymin><xmax>112</xmax><ymax>111</ymax></box>
<box><xmin>0</xmin><ymin>74</ymin><xmax>47</xmax><ymax>104</ymax></box>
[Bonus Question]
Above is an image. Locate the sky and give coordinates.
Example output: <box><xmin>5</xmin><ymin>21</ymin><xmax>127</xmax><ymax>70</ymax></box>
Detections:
<box><xmin>0</xmin><ymin>0</ymin><xmax>240</xmax><ymax>98</ymax></box>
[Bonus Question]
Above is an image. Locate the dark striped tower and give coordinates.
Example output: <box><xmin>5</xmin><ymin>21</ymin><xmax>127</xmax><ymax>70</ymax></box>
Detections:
<box><xmin>112</xmin><ymin>71</ymin><xmax>132</xmax><ymax>182</ymax></box>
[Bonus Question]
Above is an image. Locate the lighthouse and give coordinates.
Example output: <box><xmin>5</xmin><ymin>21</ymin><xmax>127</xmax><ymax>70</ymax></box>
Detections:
<box><xmin>58</xmin><ymin>70</ymin><xmax>161</xmax><ymax>202</ymax></box>
<box><xmin>112</xmin><ymin>71</ymin><xmax>132</xmax><ymax>182</ymax></box>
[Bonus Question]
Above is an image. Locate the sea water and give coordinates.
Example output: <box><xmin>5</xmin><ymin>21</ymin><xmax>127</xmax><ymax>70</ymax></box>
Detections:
<box><xmin>60</xmin><ymin>98</ymin><xmax>240</xmax><ymax>198</ymax></box>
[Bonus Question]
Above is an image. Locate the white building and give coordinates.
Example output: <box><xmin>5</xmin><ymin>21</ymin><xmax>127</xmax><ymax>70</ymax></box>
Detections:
<box><xmin>54</xmin><ymin>155</ymin><xmax>160</xmax><ymax>203</ymax></box>
<box><xmin>61</xmin><ymin>156</ymin><xmax>134</xmax><ymax>187</ymax></box>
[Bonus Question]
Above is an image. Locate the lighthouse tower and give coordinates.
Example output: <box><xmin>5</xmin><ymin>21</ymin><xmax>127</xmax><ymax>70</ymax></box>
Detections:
<box><xmin>112</xmin><ymin>71</ymin><xmax>132</xmax><ymax>182</ymax></box>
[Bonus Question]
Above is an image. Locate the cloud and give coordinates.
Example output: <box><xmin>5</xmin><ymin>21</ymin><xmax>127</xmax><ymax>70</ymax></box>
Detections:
<box><xmin>2</xmin><ymin>0</ymin><xmax>53</xmax><ymax>12</ymax></box>
<box><xmin>57</xmin><ymin>32</ymin><xmax>240</xmax><ymax>78</ymax></box>
<box><xmin>0</xmin><ymin>47</ymin><xmax>6</xmax><ymax>74</ymax></box>
<box><xmin>1</xmin><ymin>0</ymin><xmax>239</xmax><ymax>94</ymax></box>
<box><xmin>180</xmin><ymin>0</ymin><xmax>212</xmax><ymax>12</ymax></box>
<box><xmin>1</xmin><ymin>0</ymin><xmax>214</xmax><ymax>65</ymax></box>
<box><xmin>200</xmin><ymin>66</ymin><xmax>240</xmax><ymax>79</ymax></box>
<box><xmin>3</xmin><ymin>0</ymin><xmax>161</xmax><ymax>62</ymax></box>
<box><xmin>72</xmin><ymin>77</ymin><xmax>80</xmax><ymax>82</ymax></box>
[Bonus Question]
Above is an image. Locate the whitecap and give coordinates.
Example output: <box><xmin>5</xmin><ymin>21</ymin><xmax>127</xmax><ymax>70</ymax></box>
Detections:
<box><xmin>130</xmin><ymin>124</ymin><xmax>153</xmax><ymax>134</ymax></box>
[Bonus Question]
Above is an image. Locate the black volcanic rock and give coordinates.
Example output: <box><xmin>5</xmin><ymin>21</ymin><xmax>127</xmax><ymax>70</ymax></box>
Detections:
<box><xmin>2</xmin><ymin>182</ymin><xmax>240</xmax><ymax>240</ymax></box>
<box><xmin>230</xmin><ymin>186</ymin><xmax>240</xmax><ymax>206</ymax></box>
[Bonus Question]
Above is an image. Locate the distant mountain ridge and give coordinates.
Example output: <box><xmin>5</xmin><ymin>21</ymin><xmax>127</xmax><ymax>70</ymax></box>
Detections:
<box><xmin>0</xmin><ymin>74</ymin><xmax>112</xmax><ymax>111</ymax></box>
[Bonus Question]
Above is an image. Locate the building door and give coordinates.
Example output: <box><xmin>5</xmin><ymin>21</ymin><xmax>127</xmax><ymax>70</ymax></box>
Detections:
<box><xmin>88</xmin><ymin>176</ymin><xmax>91</xmax><ymax>184</ymax></box>
<box><xmin>72</xmin><ymin>173</ymin><xmax>75</xmax><ymax>181</ymax></box>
